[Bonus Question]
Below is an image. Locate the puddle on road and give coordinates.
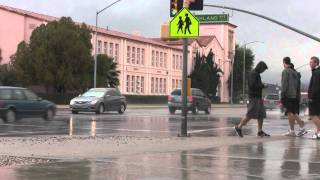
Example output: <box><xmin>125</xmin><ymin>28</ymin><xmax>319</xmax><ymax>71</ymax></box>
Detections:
<box><xmin>0</xmin><ymin>114</ymin><xmax>258</xmax><ymax>138</ymax></box>
<box><xmin>3</xmin><ymin>139</ymin><xmax>319</xmax><ymax>180</ymax></box>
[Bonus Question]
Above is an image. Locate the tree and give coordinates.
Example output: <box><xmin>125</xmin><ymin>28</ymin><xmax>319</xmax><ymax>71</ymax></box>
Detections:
<box><xmin>11</xmin><ymin>17</ymin><xmax>93</xmax><ymax>93</ymax></box>
<box><xmin>190</xmin><ymin>49</ymin><xmax>223</xmax><ymax>101</ymax></box>
<box><xmin>228</xmin><ymin>44</ymin><xmax>255</xmax><ymax>103</ymax></box>
<box><xmin>0</xmin><ymin>63</ymin><xmax>19</xmax><ymax>86</ymax></box>
<box><xmin>96</xmin><ymin>54</ymin><xmax>120</xmax><ymax>88</ymax></box>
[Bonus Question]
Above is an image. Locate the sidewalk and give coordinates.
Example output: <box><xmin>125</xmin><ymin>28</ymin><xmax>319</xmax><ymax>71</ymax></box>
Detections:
<box><xmin>57</xmin><ymin>104</ymin><xmax>246</xmax><ymax>110</ymax></box>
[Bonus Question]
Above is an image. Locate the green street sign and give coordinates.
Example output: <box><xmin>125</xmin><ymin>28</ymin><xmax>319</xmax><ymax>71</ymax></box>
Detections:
<box><xmin>195</xmin><ymin>14</ymin><xmax>229</xmax><ymax>24</ymax></box>
<box><xmin>169</xmin><ymin>8</ymin><xmax>199</xmax><ymax>38</ymax></box>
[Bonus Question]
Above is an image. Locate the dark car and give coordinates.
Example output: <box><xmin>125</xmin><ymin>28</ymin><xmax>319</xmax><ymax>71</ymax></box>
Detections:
<box><xmin>70</xmin><ymin>88</ymin><xmax>127</xmax><ymax>114</ymax></box>
<box><xmin>0</xmin><ymin>86</ymin><xmax>56</xmax><ymax>122</ymax></box>
<box><xmin>168</xmin><ymin>88</ymin><xmax>211</xmax><ymax>114</ymax></box>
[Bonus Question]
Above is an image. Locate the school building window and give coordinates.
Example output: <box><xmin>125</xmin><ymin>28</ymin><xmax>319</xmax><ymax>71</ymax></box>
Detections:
<box><xmin>141</xmin><ymin>48</ymin><xmax>145</xmax><ymax>65</ymax></box>
<box><xmin>126</xmin><ymin>75</ymin><xmax>130</xmax><ymax>92</ymax></box>
<box><xmin>98</xmin><ymin>40</ymin><xmax>102</xmax><ymax>54</ymax></box>
<box><xmin>164</xmin><ymin>53</ymin><xmax>167</xmax><ymax>68</ymax></box>
<box><xmin>137</xmin><ymin>48</ymin><xmax>140</xmax><ymax>65</ymax></box>
<box><xmin>104</xmin><ymin>42</ymin><xmax>108</xmax><ymax>54</ymax></box>
<box><xmin>132</xmin><ymin>47</ymin><xmax>135</xmax><ymax>64</ymax></box>
<box><xmin>109</xmin><ymin>43</ymin><xmax>114</xmax><ymax>57</ymax></box>
<box><xmin>151</xmin><ymin>77</ymin><xmax>154</xmax><ymax>93</ymax></box>
<box><xmin>127</xmin><ymin>46</ymin><xmax>131</xmax><ymax>63</ymax></box>
<box><xmin>160</xmin><ymin>52</ymin><xmax>163</xmax><ymax>68</ymax></box>
<box><xmin>114</xmin><ymin>44</ymin><xmax>119</xmax><ymax>62</ymax></box>
<box><xmin>141</xmin><ymin>77</ymin><xmax>144</xmax><ymax>93</ymax></box>
<box><xmin>156</xmin><ymin>51</ymin><xmax>159</xmax><ymax>67</ymax></box>
<box><xmin>172</xmin><ymin>55</ymin><xmax>175</xmax><ymax>69</ymax></box>
<box><xmin>152</xmin><ymin>50</ymin><xmax>155</xmax><ymax>66</ymax></box>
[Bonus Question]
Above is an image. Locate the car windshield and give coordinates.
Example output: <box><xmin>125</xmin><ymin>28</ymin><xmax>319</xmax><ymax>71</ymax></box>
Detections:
<box><xmin>266</xmin><ymin>94</ymin><xmax>279</xmax><ymax>100</ymax></box>
<box><xmin>82</xmin><ymin>90</ymin><xmax>105</xmax><ymax>97</ymax></box>
<box><xmin>171</xmin><ymin>89</ymin><xmax>181</xmax><ymax>96</ymax></box>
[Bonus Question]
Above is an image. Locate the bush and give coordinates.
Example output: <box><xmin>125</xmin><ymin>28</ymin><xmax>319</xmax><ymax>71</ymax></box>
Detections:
<box><xmin>38</xmin><ymin>93</ymin><xmax>78</xmax><ymax>104</ymax></box>
<box><xmin>125</xmin><ymin>95</ymin><xmax>167</xmax><ymax>104</ymax></box>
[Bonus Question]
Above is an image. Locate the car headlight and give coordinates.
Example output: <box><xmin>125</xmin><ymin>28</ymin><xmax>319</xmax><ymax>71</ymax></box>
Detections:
<box><xmin>90</xmin><ymin>100</ymin><xmax>98</xmax><ymax>105</ymax></box>
<box><xmin>70</xmin><ymin>99</ymin><xmax>75</xmax><ymax>105</ymax></box>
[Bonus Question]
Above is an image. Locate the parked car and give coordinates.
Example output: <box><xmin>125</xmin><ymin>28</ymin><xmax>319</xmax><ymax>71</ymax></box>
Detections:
<box><xmin>168</xmin><ymin>88</ymin><xmax>211</xmax><ymax>114</ymax></box>
<box><xmin>264</xmin><ymin>94</ymin><xmax>281</xmax><ymax>110</ymax></box>
<box><xmin>0</xmin><ymin>86</ymin><xmax>56</xmax><ymax>122</ymax></box>
<box><xmin>70</xmin><ymin>88</ymin><xmax>126</xmax><ymax>114</ymax></box>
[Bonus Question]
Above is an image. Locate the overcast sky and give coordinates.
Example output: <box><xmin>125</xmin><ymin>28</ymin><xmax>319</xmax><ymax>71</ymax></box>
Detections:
<box><xmin>1</xmin><ymin>0</ymin><xmax>320</xmax><ymax>85</ymax></box>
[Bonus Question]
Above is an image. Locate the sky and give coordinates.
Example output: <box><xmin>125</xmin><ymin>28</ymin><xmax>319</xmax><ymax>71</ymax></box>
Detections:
<box><xmin>1</xmin><ymin>0</ymin><xmax>320</xmax><ymax>85</ymax></box>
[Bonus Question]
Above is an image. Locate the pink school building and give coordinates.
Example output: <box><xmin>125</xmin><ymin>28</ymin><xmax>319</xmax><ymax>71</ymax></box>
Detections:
<box><xmin>0</xmin><ymin>5</ymin><xmax>236</xmax><ymax>102</ymax></box>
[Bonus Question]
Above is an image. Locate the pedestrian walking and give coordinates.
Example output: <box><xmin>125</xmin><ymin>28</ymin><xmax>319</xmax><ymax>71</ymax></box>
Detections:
<box><xmin>234</xmin><ymin>61</ymin><xmax>270</xmax><ymax>137</ymax></box>
<box><xmin>308</xmin><ymin>56</ymin><xmax>320</xmax><ymax>139</ymax></box>
<box><xmin>177</xmin><ymin>16</ymin><xmax>184</xmax><ymax>34</ymax></box>
<box><xmin>289</xmin><ymin>63</ymin><xmax>307</xmax><ymax>136</ymax></box>
<box><xmin>281</xmin><ymin>57</ymin><xmax>306</xmax><ymax>137</ymax></box>
<box><xmin>184</xmin><ymin>13</ymin><xmax>191</xmax><ymax>34</ymax></box>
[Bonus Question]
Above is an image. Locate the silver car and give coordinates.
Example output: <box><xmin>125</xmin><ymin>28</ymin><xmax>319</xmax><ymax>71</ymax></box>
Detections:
<box><xmin>264</xmin><ymin>94</ymin><xmax>281</xmax><ymax>110</ymax></box>
<box><xmin>70</xmin><ymin>88</ymin><xmax>126</xmax><ymax>114</ymax></box>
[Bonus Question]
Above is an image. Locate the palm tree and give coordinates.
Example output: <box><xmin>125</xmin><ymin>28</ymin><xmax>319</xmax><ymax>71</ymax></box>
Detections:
<box><xmin>96</xmin><ymin>54</ymin><xmax>120</xmax><ymax>88</ymax></box>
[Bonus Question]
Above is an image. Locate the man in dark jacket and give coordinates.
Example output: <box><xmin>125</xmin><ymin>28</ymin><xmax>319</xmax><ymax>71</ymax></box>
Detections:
<box><xmin>308</xmin><ymin>56</ymin><xmax>320</xmax><ymax>139</ymax></box>
<box><xmin>235</xmin><ymin>61</ymin><xmax>270</xmax><ymax>137</ymax></box>
<box><xmin>281</xmin><ymin>57</ymin><xmax>306</xmax><ymax>137</ymax></box>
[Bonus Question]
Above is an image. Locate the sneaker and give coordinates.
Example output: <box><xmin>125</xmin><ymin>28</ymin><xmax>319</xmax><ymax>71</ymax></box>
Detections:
<box><xmin>257</xmin><ymin>131</ymin><xmax>271</xmax><ymax>137</ymax></box>
<box><xmin>234</xmin><ymin>126</ymin><xmax>243</xmax><ymax>137</ymax></box>
<box><xmin>311</xmin><ymin>133</ymin><xmax>320</xmax><ymax>140</ymax></box>
<box><xmin>283</xmin><ymin>130</ymin><xmax>296</xmax><ymax>137</ymax></box>
<box><xmin>297</xmin><ymin>128</ymin><xmax>307</xmax><ymax>137</ymax></box>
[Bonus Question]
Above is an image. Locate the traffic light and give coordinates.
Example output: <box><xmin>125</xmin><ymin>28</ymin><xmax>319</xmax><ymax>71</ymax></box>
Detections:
<box><xmin>170</xmin><ymin>0</ymin><xmax>183</xmax><ymax>17</ymax></box>
<box><xmin>188</xmin><ymin>0</ymin><xmax>203</xmax><ymax>10</ymax></box>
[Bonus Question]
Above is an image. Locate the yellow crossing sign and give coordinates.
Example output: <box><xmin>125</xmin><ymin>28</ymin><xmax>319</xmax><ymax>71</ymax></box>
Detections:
<box><xmin>169</xmin><ymin>8</ymin><xmax>199</xmax><ymax>38</ymax></box>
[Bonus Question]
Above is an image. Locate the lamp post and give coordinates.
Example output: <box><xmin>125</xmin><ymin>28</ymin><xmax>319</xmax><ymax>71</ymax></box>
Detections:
<box><xmin>242</xmin><ymin>41</ymin><xmax>264</xmax><ymax>103</ymax></box>
<box><xmin>94</xmin><ymin>0</ymin><xmax>122</xmax><ymax>88</ymax></box>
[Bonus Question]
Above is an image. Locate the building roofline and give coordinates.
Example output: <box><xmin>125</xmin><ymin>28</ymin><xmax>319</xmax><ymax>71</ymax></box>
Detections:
<box><xmin>0</xmin><ymin>4</ymin><xmax>57</xmax><ymax>22</ymax></box>
<box><xmin>0</xmin><ymin>4</ymin><xmax>182</xmax><ymax>51</ymax></box>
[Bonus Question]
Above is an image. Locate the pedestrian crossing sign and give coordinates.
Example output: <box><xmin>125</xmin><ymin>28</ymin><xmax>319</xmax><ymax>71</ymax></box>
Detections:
<box><xmin>169</xmin><ymin>8</ymin><xmax>199</xmax><ymax>38</ymax></box>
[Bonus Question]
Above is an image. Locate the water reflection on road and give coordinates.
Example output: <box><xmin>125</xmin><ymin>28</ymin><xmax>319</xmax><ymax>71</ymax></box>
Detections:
<box><xmin>2</xmin><ymin>139</ymin><xmax>317</xmax><ymax>180</ymax></box>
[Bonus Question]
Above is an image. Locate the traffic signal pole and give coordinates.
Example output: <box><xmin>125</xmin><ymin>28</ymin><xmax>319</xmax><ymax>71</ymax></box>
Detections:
<box><xmin>180</xmin><ymin>38</ymin><xmax>188</xmax><ymax>137</ymax></box>
<box><xmin>203</xmin><ymin>4</ymin><xmax>320</xmax><ymax>43</ymax></box>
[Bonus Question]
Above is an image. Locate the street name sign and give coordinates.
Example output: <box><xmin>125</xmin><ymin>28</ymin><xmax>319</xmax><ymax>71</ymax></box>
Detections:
<box><xmin>195</xmin><ymin>14</ymin><xmax>229</xmax><ymax>24</ymax></box>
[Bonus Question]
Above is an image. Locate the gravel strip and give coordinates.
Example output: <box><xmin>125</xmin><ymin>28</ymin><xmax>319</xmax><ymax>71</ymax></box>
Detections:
<box><xmin>0</xmin><ymin>155</ymin><xmax>55</xmax><ymax>167</ymax></box>
<box><xmin>0</xmin><ymin>135</ymin><xmax>288</xmax><ymax>161</ymax></box>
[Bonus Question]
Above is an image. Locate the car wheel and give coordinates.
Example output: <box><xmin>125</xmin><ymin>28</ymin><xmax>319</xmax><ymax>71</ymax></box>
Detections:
<box><xmin>192</xmin><ymin>105</ymin><xmax>199</xmax><ymax>115</ymax></box>
<box><xmin>169</xmin><ymin>107</ymin><xmax>176</xmax><ymax>114</ymax></box>
<box><xmin>71</xmin><ymin>110</ymin><xmax>78</xmax><ymax>114</ymax></box>
<box><xmin>44</xmin><ymin>108</ymin><xmax>54</xmax><ymax>121</ymax></box>
<box><xmin>205</xmin><ymin>105</ymin><xmax>211</xmax><ymax>114</ymax></box>
<box><xmin>96</xmin><ymin>103</ymin><xmax>104</xmax><ymax>114</ymax></box>
<box><xmin>4</xmin><ymin>109</ymin><xmax>16</xmax><ymax>123</ymax></box>
<box><xmin>118</xmin><ymin>103</ymin><xmax>126</xmax><ymax>114</ymax></box>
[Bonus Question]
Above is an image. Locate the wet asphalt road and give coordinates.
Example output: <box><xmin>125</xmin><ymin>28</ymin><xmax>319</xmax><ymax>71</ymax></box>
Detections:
<box><xmin>0</xmin><ymin>107</ymin><xmax>319</xmax><ymax>180</ymax></box>
<box><xmin>0</xmin><ymin>107</ymin><xmax>293</xmax><ymax>137</ymax></box>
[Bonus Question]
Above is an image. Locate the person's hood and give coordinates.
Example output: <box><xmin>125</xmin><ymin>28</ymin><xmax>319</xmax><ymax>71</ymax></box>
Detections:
<box><xmin>255</xmin><ymin>61</ymin><xmax>268</xmax><ymax>73</ymax></box>
<box><xmin>286</xmin><ymin>68</ymin><xmax>299</xmax><ymax>79</ymax></box>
